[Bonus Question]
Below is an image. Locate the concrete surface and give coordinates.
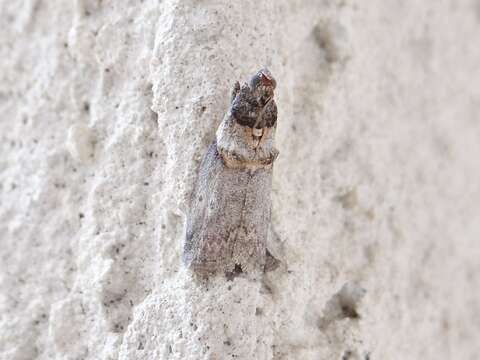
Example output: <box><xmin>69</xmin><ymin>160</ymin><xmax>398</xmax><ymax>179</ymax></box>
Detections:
<box><xmin>1</xmin><ymin>0</ymin><xmax>479</xmax><ymax>359</ymax></box>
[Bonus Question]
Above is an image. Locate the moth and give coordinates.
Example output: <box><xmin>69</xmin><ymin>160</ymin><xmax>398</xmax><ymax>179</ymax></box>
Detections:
<box><xmin>183</xmin><ymin>69</ymin><xmax>279</xmax><ymax>277</ymax></box>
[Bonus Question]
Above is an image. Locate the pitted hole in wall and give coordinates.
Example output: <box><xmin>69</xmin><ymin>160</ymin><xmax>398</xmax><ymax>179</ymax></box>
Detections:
<box><xmin>150</xmin><ymin>108</ymin><xmax>159</xmax><ymax>126</ymax></box>
<box><xmin>342</xmin><ymin>350</ymin><xmax>358</xmax><ymax>360</ymax></box>
<box><xmin>335</xmin><ymin>188</ymin><xmax>358</xmax><ymax>210</ymax></box>
<box><xmin>341</xmin><ymin>350</ymin><xmax>371</xmax><ymax>360</ymax></box>
<box><xmin>312</xmin><ymin>19</ymin><xmax>349</xmax><ymax>65</ymax></box>
<box><xmin>83</xmin><ymin>101</ymin><xmax>90</xmax><ymax>114</ymax></box>
<box><xmin>318</xmin><ymin>282</ymin><xmax>366</xmax><ymax>329</ymax></box>
<box><xmin>264</xmin><ymin>248</ymin><xmax>280</xmax><ymax>272</ymax></box>
<box><xmin>81</xmin><ymin>0</ymin><xmax>102</xmax><ymax>17</ymax></box>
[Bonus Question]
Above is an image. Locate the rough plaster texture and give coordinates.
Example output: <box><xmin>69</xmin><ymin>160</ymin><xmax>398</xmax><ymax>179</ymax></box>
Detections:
<box><xmin>1</xmin><ymin>1</ymin><xmax>480</xmax><ymax>359</ymax></box>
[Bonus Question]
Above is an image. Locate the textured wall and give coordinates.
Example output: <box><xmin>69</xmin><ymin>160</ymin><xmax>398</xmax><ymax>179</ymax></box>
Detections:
<box><xmin>1</xmin><ymin>1</ymin><xmax>479</xmax><ymax>359</ymax></box>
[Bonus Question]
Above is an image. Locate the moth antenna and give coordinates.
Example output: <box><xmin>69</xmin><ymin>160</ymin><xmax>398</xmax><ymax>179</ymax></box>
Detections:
<box><xmin>231</xmin><ymin>81</ymin><xmax>240</xmax><ymax>103</ymax></box>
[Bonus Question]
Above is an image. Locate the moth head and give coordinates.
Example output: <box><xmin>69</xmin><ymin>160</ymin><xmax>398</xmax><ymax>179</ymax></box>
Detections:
<box><xmin>249</xmin><ymin>68</ymin><xmax>276</xmax><ymax>106</ymax></box>
<box><xmin>230</xmin><ymin>69</ymin><xmax>277</xmax><ymax>147</ymax></box>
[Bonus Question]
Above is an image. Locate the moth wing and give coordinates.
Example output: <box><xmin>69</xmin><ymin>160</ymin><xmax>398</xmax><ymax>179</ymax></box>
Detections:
<box><xmin>184</xmin><ymin>142</ymin><xmax>247</xmax><ymax>274</ymax></box>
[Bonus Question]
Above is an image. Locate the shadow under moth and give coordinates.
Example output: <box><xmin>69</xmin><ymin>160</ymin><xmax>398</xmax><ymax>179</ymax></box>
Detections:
<box><xmin>183</xmin><ymin>69</ymin><xmax>279</xmax><ymax>277</ymax></box>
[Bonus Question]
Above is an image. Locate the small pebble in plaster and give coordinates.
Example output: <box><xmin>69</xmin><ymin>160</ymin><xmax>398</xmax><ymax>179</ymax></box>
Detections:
<box><xmin>183</xmin><ymin>69</ymin><xmax>279</xmax><ymax>277</ymax></box>
<box><xmin>66</xmin><ymin>123</ymin><xmax>94</xmax><ymax>162</ymax></box>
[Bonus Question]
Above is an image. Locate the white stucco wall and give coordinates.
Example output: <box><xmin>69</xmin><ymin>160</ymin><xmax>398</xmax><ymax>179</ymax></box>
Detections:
<box><xmin>1</xmin><ymin>1</ymin><xmax>479</xmax><ymax>359</ymax></box>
